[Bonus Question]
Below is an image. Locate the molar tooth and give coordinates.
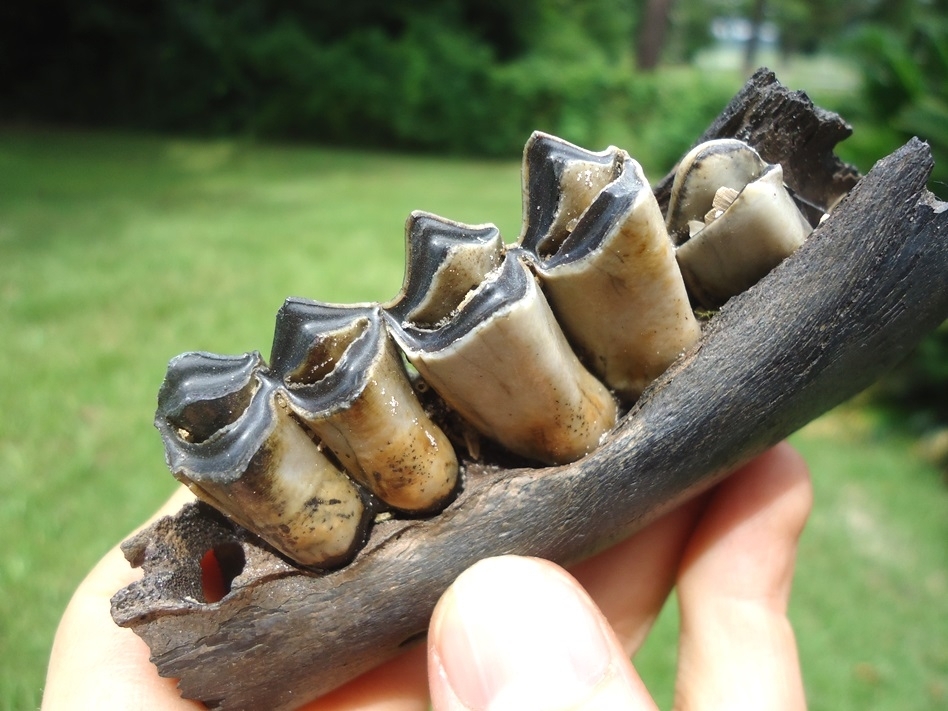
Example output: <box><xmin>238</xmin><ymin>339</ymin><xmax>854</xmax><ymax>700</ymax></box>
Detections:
<box><xmin>270</xmin><ymin>299</ymin><xmax>458</xmax><ymax>513</ymax></box>
<box><xmin>518</xmin><ymin>136</ymin><xmax>701</xmax><ymax>401</ymax></box>
<box><xmin>385</xmin><ymin>215</ymin><xmax>617</xmax><ymax>465</ymax></box>
<box><xmin>666</xmin><ymin>139</ymin><xmax>768</xmax><ymax>244</ymax></box>
<box><xmin>675</xmin><ymin>163</ymin><xmax>813</xmax><ymax>308</ymax></box>
<box><xmin>155</xmin><ymin>351</ymin><xmax>370</xmax><ymax>568</ymax></box>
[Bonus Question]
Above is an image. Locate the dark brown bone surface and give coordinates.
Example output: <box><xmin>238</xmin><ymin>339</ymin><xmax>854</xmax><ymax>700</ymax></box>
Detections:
<box><xmin>111</xmin><ymin>70</ymin><xmax>948</xmax><ymax>711</ymax></box>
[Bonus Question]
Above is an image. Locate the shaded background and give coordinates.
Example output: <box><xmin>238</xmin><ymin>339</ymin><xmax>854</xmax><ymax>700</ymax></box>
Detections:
<box><xmin>1</xmin><ymin>1</ymin><xmax>946</xmax><ymax>708</ymax></box>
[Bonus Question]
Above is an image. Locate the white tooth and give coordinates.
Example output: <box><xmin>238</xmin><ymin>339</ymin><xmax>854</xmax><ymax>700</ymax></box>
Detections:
<box><xmin>387</xmin><ymin>247</ymin><xmax>618</xmax><ymax>466</ymax></box>
<box><xmin>676</xmin><ymin>164</ymin><xmax>812</xmax><ymax>307</ymax></box>
<box><xmin>271</xmin><ymin>300</ymin><xmax>459</xmax><ymax>514</ymax></box>
<box><xmin>155</xmin><ymin>352</ymin><xmax>368</xmax><ymax>569</ymax></box>
<box><xmin>666</xmin><ymin>139</ymin><xmax>768</xmax><ymax>244</ymax></box>
<box><xmin>518</xmin><ymin>137</ymin><xmax>701</xmax><ymax>400</ymax></box>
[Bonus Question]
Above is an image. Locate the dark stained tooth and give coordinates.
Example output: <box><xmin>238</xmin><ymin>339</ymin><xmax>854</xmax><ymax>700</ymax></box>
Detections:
<box><xmin>520</xmin><ymin>131</ymin><xmax>622</xmax><ymax>258</ymax></box>
<box><xmin>518</xmin><ymin>134</ymin><xmax>701</xmax><ymax>400</ymax></box>
<box><xmin>155</xmin><ymin>351</ymin><xmax>370</xmax><ymax>569</ymax></box>
<box><xmin>270</xmin><ymin>299</ymin><xmax>458</xmax><ymax>513</ymax></box>
<box><xmin>385</xmin><ymin>221</ymin><xmax>618</xmax><ymax>465</ymax></box>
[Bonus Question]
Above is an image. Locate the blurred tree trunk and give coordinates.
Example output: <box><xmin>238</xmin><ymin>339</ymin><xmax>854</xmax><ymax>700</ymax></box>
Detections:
<box><xmin>636</xmin><ymin>0</ymin><xmax>675</xmax><ymax>70</ymax></box>
<box><xmin>744</xmin><ymin>0</ymin><xmax>767</xmax><ymax>73</ymax></box>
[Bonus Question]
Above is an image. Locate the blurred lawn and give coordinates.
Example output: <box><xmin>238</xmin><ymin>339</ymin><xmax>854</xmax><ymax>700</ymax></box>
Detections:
<box><xmin>1</xmin><ymin>129</ymin><xmax>946</xmax><ymax>710</ymax></box>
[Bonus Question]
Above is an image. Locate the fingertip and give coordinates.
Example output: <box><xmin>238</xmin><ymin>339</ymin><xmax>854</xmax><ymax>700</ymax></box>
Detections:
<box><xmin>428</xmin><ymin>556</ymin><xmax>655</xmax><ymax>711</ymax></box>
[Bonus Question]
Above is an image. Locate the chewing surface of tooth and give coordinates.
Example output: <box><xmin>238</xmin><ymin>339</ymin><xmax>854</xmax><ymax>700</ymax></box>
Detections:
<box><xmin>676</xmin><ymin>164</ymin><xmax>813</xmax><ymax>307</ymax></box>
<box><xmin>156</xmin><ymin>351</ymin><xmax>369</xmax><ymax>568</ymax></box>
<box><xmin>270</xmin><ymin>299</ymin><xmax>458</xmax><ymax>513</ymax></box>
<box><xmin>386</xmin><ymin>253</ymin><xmax>618</xmax><ymax>465</ymax></box>
<box><xmin>519</xmin><ymin>146</ymin><xmax>701</xmax><ymax>400</ymax></box>
<box><xmin>521</xmin><ymin>132</ymin><xmax>622</xmax><ymax>257</ymax></box>
<box><xmin>666</xmin><ymin>139</ymin><xmax>767</xmax><ymax>244</ymax></box>
<box><xmin>394</xmin><ymin>211</ymin><xmax>505</xmax><ymax>327</ymax></box>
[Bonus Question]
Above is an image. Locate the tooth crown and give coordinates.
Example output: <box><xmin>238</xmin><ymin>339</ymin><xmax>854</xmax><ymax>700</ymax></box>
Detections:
<box><xmin>155</xmin><ymin>134</ymin><xmax>817</xmax><ymax>569</ymax></box>
<box><xmin>517</xmin><ymin>134</ymin><xmax>702</xmax><ymax>399</ymax></box>
<box><xmin>156</xmin><ymin>352</ymin><xmax>371</xmax><ymax>568</ymax></box>
<box><xmin>670</xmin><ymin>142</ymin><xmax>814</xmax><ymax>308</ymax></box>
<box><xmin>271</xmin><ymin>300</ymin><xmax>459</xmax><ymax>514</ymax></box>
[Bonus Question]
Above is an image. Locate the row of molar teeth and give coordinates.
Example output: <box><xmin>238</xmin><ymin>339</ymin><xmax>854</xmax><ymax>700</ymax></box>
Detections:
<box><xmin>155</xmin><ymin>132</ymin><xmax>817</xmax><ymax>570</ymax></box>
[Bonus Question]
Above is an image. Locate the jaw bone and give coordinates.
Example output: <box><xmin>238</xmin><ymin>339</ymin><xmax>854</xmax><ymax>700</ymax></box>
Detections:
<box><xmin>155</xmin><ymin>351</ymin><xmax>371</xmax><ymax>569</ymax></box>
<box><xmin>269</xmin><ymin>299</ymin><xmax>459</xmax><ymax>514</ymax></box>
<box><xmin>517</xmin><ymin>133</ymin><xmax>701</xmax><ymax>401</ymax></box>
<box><xmin>150</xmin><ymin>132</ymin><xmax>822</xmax><ymax>570</ymax></box>
<box><xmin>385</xmin><ymin>212</ymin><xmax>618</xmax><ymax>465</ymax></box>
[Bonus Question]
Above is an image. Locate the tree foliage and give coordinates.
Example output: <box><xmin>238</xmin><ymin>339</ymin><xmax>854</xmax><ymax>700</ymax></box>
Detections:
<box><xmin>0</xmin><ymin>0</ymin><xmax>641</xmax><ymax>155</ymax></box>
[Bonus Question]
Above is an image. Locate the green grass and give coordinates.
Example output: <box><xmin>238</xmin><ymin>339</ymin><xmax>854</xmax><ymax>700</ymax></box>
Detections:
<box><xmin>635</xmin><ymin>407</ymin><xmax>948</xmax><ymax>709</ymax></box>
<box><xmin>1</xmin><ymin>129</ymin><xmax>946</xmax><ymax>710</ymax></box>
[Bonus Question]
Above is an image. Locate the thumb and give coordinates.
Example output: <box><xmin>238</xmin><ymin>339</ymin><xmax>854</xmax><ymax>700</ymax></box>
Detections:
<box><xmin>428</xmin><ymin>555</ymin><xmax>657</xmax><ymax>711</ymax></box>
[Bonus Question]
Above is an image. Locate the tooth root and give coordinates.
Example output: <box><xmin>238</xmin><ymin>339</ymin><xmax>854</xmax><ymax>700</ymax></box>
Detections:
<box><xmin>676</xmin><ymin>164</ymin><xmax>813</xmax><ymax>308</ymax></box>
<box><xmin>270</xmin><ymin>299</ymin><xmax>459</xmax><ymax>513</ymax></box>
<box><xmin>518</xmin><ymin>138</ymin><xmax>701</xmax><ymax>401</ymax></box>
<box><xmin>386</xmin><ymin>250</ymin><xmax>618</xmax><ymax>466</ymax></box>
<box><xmin>155</xmin><ymin>352</ymin><xmax>369</xmax><ymax>568</ymax></box>
<box><xmin>666</xmin><ymin>139</ymin><xmax>768</xmax><ymax>244</ymax></box>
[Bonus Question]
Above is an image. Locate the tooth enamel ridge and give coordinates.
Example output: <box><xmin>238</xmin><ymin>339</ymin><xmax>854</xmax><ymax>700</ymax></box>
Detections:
<box><xmin>390</xmin><ymin>211</ymin><xmax>505</xmax><ymax>327</ymax></box>
<box><xmin>156</xmin><ymin>352</ymin><xmax>372</xmax><ymax>568</ymax></box>
<box><xmin>517</xmin><ymin>134</ymin><xmax>701</xmax><ymax>399</ymax></box>
<box><xmin>155</xmin><ymin>134</ymin><xmax>819</xmax><ymax>569</ymax></box>
<box><xmin>666</xmin><ymin>139</ymin><xmax>768</xmax><ymax>245</ymax></box>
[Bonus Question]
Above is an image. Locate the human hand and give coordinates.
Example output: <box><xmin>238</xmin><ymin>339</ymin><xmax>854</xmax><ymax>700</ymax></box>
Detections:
<box><xmin>43</xmin><ymin>442</ymin><xmax>811</xmax><ymax>710</ymax></box>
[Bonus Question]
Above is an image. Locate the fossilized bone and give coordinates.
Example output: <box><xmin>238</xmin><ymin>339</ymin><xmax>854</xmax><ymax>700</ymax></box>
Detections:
<box><xmin>110</xmin><ymin>69</ymin><xmax>948</xmax><ymax>711</ymax></box>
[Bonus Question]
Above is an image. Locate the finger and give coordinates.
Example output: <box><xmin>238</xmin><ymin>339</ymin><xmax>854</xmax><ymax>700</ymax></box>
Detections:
<box><xmin>298</xmin><ymin>645</ymin><xmax>429</xmax><ymax>711</ymax></box>
<box><xmin>43</xmin><ymin>486</ymin><xmax>203</xmax><ymax>710</ymax></box>
<box><xmin>569</xmin><ymin>496</ymin><xmax>706</xmax><ymax>655</ymax></box>
<box><xmin>674</xmin><ymin>443</ymin><xmax>812</xmax><ymax>711</ymax></box>
<box><xmin>428</xmin><ymin>555</ymin><xmax>658</xmax><ymax>711</ymax></box>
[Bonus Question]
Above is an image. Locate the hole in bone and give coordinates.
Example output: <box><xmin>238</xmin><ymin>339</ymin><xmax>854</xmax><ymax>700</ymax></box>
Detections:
<box><xmin>200</xmin><ymin>542</ymin><xmax>246</xmax><ymax>603</ymax></box>
<box><xmin>170</xmin><ymin>378</ymin><xmax>259</xmax><ymax>444</ymax></box>
<box><xmin>285</xmin><ymin>318</ymin><xmax>370</xmax><ymax>387</ymax></box>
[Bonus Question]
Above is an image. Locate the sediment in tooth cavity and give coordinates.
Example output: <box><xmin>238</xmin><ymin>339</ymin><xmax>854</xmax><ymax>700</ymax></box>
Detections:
<box><xmin>270</xmin><ymin>299</ymin><xmax>458</xmax><ymax>513</ymax></box>
<box><xmin>675</xmin><ymin>162</ymin><xmax>813</xmax><ymax>307</ymax></box>
<box><xmin>155</xmin><ymin>351</ymin><xmax>370</xmax><ymax>568</ymax></box>
<box><xmin>386</xmin><ymin>213</ymin><xmax>618</xmax><ymax>465</ymax></box>
<box><xmin>518</xmin><ymin>133</ymin><xmax>701</xmax><ymax>401</ymax></box>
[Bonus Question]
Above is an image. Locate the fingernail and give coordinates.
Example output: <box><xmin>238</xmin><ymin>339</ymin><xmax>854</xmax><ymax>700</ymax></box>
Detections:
<box><xmin>430</xmin><ymin>556</ymin><xmax>612</xmax><ymax>710</ymax></box>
